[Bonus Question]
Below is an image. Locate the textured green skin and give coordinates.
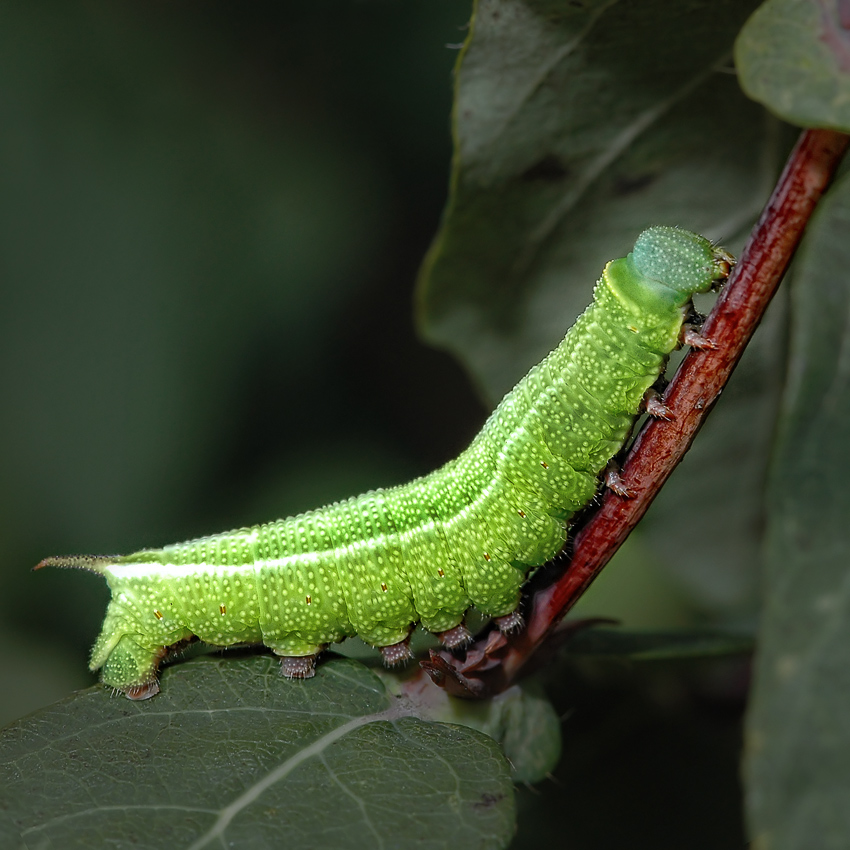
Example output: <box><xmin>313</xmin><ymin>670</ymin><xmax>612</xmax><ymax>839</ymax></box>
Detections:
<box><xmin>41</xmin><ymin>227</ymin><xmax>730</xmax><ymax>695</ymax></box>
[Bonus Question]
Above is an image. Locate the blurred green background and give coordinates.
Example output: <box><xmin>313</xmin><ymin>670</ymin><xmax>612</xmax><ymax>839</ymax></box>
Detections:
<box><xmin>0</xmin><ymin>0</ymin><xmax>485</xmax><ymax>724</ymax></box>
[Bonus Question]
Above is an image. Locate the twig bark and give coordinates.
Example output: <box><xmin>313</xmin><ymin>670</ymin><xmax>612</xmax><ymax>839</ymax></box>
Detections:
<box><xmin>422</xmin><ymin>127</ymin><xmax>850</xmax><ymax>699</ymax></box>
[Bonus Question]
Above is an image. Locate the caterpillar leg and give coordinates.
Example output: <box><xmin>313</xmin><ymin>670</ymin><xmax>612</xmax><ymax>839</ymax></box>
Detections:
<box><xmin>437</xmin><ymin>622</ymin><xmax>473</xmax><ymax>649</ymax></box>
<box><xmin>604</xmin><ymin>460</ymin><xmax>634</xmax><ymax>499</ymax></box>
<box><xmin>100</xmin><ymin>636</ymin><xmax>166</xmax><ymax>700</ymax></box>
<box><xmin>380</xmin><ymin>637</ymin><xmax>413</xmax><ymax>667</ymax></box>
<box><xmin>278</xmin><ymin>654</ymin><xmax>318</xmax><ymax>679</ymax></box>
<box><xmin>643</xmin><ymin>387</ymin><xmax>673</xmax><ymax>421</ymax></box>
<box><xmin>124</xmin><ymin>681</ymin><xmax>160</xmax><ymax>700</ymax></box>
<box><xmin>266</xmin><ymin>637</ymin><xmax>326</xmax><ymax>679</ymax></box>
<box><xmin>493</xmin><ymin>610</ymin><xmax>524</xmax><ymax>634</ymax></box>
<box><xmin>680</xmin><ymin>324</ymin><xmax>718</xmax><ymax>350</ymax></box>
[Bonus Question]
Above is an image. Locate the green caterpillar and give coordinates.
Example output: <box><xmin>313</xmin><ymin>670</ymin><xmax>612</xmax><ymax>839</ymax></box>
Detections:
<box><xmin>38</xmin><ymin>227</ymin><xmax>732</xmax><ymax>700</ymax></box>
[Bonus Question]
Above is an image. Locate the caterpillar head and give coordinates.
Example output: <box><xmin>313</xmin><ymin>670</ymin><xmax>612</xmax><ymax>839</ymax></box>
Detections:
<box><xmin>631</xmin><ymin>226</ymin><xmax>733</xmax><ymax>299</ymax></box>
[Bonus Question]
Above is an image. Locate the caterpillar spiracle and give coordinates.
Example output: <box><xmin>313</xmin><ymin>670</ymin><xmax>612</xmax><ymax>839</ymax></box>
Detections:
<box><xmin>37</xmin><ymin>227</ymin><xmax>733</xmax><ymax>700</ymax></box>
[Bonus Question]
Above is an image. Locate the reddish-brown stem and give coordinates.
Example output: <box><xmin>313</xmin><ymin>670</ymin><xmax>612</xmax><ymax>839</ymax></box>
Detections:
<box><xmin>422</xmin><ymin>127</ymin><xmax>850</xmax><ymax>698</ymax></box>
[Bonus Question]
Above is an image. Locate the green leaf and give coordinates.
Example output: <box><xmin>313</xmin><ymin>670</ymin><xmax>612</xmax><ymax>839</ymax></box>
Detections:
<box><xmin>418</xmin><ymin>0</ymin><xmax>772</xmax><ymax>402</ymax></box>
<box><xmin>0</xmin><ymin>656</ymin><xmax>515</xmax><ymax>850</ymax></box>
<box><xmin>381</xmin><ymin>671</ymin><xmax>562</xmax><ymax>784</ymax></box>
<box><xmin>736</xmin><ymin>0</ymin><xmax>850</xmax><ymax>132</ymax></box>
<box><xmin>564</xmin><ymin>626</ymin><xmax>754</xmax><ymax>660</ymax></box>
<box><xmin>744</xmin><ymin>171</ymin><xmax>850</xmax><ymax>848</ymax></box>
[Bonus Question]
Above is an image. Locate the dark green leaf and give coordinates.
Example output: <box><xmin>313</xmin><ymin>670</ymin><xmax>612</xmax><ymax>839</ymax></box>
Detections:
<box><xmin>744</xmin><ymin>171</ymin><xmax>850</xmax><ymax>848</ymax></box>
<box><xmin>564</xmin><ymin>626</ymin><xmax>754</xmax><ymax>660</ymax></box>
<box><xmin>382</xmin><ymin>671</ymin><xmax>562</xmax><ymax>784</ymax></box>
<box><xmin>736</xmin><ymin>0</ymin><xmax>850</xmax><ymax>131</ymax></box>
<box><xmin>0</xmin><ymin>656</ymin><xmax>515</xmax><ymax>850</ymax></box>
<box><xmin>418</xmin><ymin>0</ymin><xmax>771</xmax><ymax>401</ymax></box>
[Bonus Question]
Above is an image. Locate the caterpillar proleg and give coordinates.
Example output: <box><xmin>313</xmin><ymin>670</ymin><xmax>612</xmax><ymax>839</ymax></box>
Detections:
<box><xmin>37</xmin><ymin>227</ymin><xmax>733</xmax><ymax>699</ymax></box>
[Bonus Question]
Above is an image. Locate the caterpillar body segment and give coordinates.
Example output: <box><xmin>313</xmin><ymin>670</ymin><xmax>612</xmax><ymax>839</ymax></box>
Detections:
<box><xmin>36</xmin><ymin>227</ymin><xmax>733</xmax><ymax>698</ymax></box>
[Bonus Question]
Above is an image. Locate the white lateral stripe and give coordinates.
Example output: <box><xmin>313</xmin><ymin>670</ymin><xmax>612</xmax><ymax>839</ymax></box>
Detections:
<box><xmin>107</xmin><ymin>493</ymin><xmax>512</xmax><ymax>581</ymax></box>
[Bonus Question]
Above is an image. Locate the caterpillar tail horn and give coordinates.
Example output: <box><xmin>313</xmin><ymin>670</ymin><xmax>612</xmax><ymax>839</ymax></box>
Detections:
<box><xmin>33</xmin><ymin>555</ymin><xmax>115</xmax><ymax>575</ymax></box>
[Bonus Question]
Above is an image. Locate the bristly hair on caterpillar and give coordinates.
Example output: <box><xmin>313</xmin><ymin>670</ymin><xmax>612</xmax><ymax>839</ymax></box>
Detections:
<box><xmin>36</xmin><ymin>226</ymin><xmax>733</xmax><ymax>700</ymax></box>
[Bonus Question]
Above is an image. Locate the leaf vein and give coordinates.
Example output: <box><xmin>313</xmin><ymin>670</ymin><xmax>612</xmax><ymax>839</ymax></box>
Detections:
<box><xmin>183</xmin><ymin>705</ymin><xmax>415</xmax><ymax>850</ymax></box>
<box><xmin>515</xmin><ymin>51</ymin><xmax>732</xmax><ymax>275</ymax></box>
